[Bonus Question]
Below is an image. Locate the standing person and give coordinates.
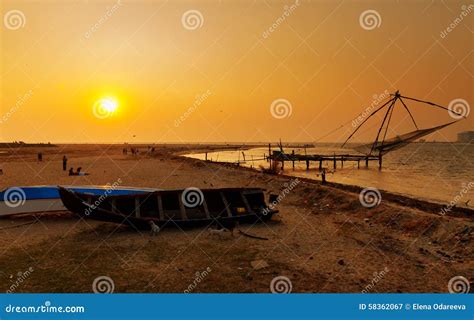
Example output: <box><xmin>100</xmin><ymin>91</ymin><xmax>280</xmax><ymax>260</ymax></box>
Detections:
<box><xmin>37</xmin><ymin>152</ymin><xmax>43</xmax><ymax>162</ymax></box>
<box><xmin>62</xmin><ymin>155</ymin><xmax>68</xmax><ymax>171</ymax></box>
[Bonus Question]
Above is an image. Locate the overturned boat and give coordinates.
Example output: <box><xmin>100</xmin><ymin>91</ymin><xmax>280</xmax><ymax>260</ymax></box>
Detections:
<box><xmin>58</xmin><ymin>187</ymin><xmax>278</xmax><ymax>229</ymax></box>
<box><xmin>0</xmin><ymin>185</ymin><xmax>158</xmax><ymax>217</ymax></box>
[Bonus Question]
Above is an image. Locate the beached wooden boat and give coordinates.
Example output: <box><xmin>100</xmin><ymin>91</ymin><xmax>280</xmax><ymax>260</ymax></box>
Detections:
<box><xmin>0</xmin><ymin>185</ymin><xmax>158</xmax><ymax>217</ymax></box>
<box><xmin>58</xmin><ymin>187</ymin><xmax>278</xmax><ymax>229</ymax></box>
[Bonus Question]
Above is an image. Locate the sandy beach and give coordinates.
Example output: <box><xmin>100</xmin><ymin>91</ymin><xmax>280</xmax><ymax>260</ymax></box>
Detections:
<box><xmin>0</xmin><ymin>144</ymin><xmax>472</xmax><ymax>293</ymax></box>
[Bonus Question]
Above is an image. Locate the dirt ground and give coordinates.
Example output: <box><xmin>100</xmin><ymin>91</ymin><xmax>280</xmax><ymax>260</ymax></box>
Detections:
<box><xmin>0</xmin><ymin>144</ymin><xmax>472</xmax><ymax>293</ymax></box>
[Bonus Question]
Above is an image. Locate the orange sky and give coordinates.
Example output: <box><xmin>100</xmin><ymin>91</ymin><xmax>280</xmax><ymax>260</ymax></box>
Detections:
<box><xmin>1</xmin><ymin>0</ymin><xmax>472</xmax><ymax>143</ymax></box>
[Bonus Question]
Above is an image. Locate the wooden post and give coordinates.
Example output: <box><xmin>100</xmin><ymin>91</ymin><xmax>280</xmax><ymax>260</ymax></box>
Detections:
<box><xmin>205</xmin><ymin>152</ymin><xmax>208</xmax><ymax>161</ymax></box>
<box><xmin>357</xmin><ymin>160</ymin><xmax>360</xmax><ymax>169</ymax></box>
<box><xmin>306</xmin><ymin>160</ymin><xmax>309</xmax><ymax>170</ymax></box>
<box><xmin>292</xmin><ymin>150</ymin><xmax>295</xmax><ymax>170</ymax></box>
<box><xmin>319</xmin><ymin>158</ymin><xmax>322</xmax><ymax>171</ymax></box>
<box><xmin>341</xmin><ymin>156</ymin><xmax>344</xmax><ymax>168</ymax></box>
<box><xmin>365</xmin><ymin>156</ymin><xmax>369</xmax><ymax>168</ymax></box>
<box><xmin>378</xmin><ymin>153</ymin><xmax>382</xmax><ymax>170</ymax></box>
<box><xmin>268</xmin><ymin>144</ymin><xmax>272</xmax><ymax>169</ymax></box>
<box><xmin>333</xmin><ymin>154</ymin><xmax>336</xmax><ymax>170</ymax></box>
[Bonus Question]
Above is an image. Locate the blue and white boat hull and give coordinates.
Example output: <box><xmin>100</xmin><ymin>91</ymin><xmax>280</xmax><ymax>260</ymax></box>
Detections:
<box><xmin>0</xmin><ymin>185</ymin><xmax>157</xmax><ymax>216</ymax></box>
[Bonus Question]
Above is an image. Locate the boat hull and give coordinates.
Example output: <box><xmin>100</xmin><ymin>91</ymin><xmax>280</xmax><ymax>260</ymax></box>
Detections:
<box><xmin>59</xmin><ymin>187</ymin><xmax>278</xmax><ymax>229</ymax></box>
<box><xmin>0</xmin><ymin>185</ymin><xmax>158</xmax><ymax>217</ymax></box>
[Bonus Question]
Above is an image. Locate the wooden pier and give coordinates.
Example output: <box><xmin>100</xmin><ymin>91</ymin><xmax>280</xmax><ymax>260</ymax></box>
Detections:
<box><xmin>267</xmin><ymin>148</ymin><xmax>381</xmax><ymax>171</ymax></box>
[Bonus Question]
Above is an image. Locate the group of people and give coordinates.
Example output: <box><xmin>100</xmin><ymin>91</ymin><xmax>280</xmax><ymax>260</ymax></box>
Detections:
<box><xmin>68</xmin><ymin>167</ymin><xmax>89</xmax><ymax>176</ymax></box>
<box><xmin>63</xmin><ymin>155</ymin><xmax>89</xmax><ymax>176</ymax></box>
<box><xmin>122</xmin><ymin>146</ymin><xmax>156</xmax><ymax>156</ymax></box>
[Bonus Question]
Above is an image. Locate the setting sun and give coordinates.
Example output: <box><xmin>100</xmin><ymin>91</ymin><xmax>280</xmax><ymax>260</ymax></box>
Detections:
<box><xmin>99</xmin><ymin>98</ymin><xmax>118</xmax><ymax>113</ymax></box>
<box><xmin>92</xmin><ymin>97</ymin><xmax>119</xmax><ymax>119</ymax></box>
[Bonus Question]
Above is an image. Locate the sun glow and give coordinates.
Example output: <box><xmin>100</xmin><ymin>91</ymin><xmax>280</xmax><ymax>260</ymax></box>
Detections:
<box><xmin>92</xmin><ymin>97</ymin><xmax>119</xmax><ymax>119</ymax></box>
<box><xmin>99</xmin><ymin>98</ymin><xmax>118</xmax><ymax>113</ymax></box>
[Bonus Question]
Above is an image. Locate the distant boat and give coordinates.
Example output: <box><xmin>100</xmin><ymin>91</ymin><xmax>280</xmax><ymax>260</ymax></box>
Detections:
<box><xmin>58</xmin><ymin>187</ymin><xmax>278</xmax><ymax>229</ymax></box>
<box><xmin>0</xmin><ymin>185</ymin><xmax>157</xmax><ymax>217</ymax></box>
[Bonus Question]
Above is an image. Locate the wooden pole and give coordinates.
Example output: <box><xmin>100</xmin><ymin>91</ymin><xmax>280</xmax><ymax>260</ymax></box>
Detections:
<box><xmin>306</xmin><ymin>160</ymin><xmax>309</xmax><ymax>170</ymax></box>
<box><xmin>205</xmin><ymin>152</ymin><xmax>208</xmax><ymax>161</ymax></box>
<box><xmin>292</xmin><ymin>150</ymin><xmax>295</xmax><ymax>170</ymax></box>
<box><xmin>357</xmin><ymin>160</ymin><xmax>360</xmax><ymax>169</ymax></box>
<box><xmin>365</xmin><ymin>156</ymin><xmax>369</xmax><ymax>168</ymax></box>
<box><xmin>379</xmin><ymin>153</ymin><xmax>383</xmax><ymax>170</ymax></box>
<box><xmin>319</xmin><ymin>158</ymin><xmax>322</xmax><ymax>171</ymax></box>
<box><xmin>333</xmin><ymin>154</ymin><xmax>336</xmax><ymax>170</ymax></box>
<box><xmin>268</xmin><ymin>144</ymin><xmax>272</xmax><ymax>169</ymax></box>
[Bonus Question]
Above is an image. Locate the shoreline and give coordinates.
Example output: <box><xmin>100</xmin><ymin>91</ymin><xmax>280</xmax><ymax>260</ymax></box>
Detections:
<box><xmin>178</xmin><ymin>150</ymin><xmax>473</xmax><ymax>219</ymax></box>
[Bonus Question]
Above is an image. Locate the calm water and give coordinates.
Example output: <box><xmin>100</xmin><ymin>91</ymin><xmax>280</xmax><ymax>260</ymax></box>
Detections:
<box><xmin>185</xmin><ymin>143</ymin><xmax>473</xmax><ymax>206</ymax></box>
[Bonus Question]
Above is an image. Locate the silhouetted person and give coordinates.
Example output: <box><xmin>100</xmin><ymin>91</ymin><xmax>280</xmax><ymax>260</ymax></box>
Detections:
<box><xmin>62</xmin><ymin>155</ymin><xmax>68</xmax><ymax>171</ymax></box>
<box><xmin>68</xmin><ymin>167</ymin><xmax>74</xmax><ymax>176</ymax></box>
<box><xmin>37</xmin><ymin>152</ymin><xmax>43</xmax><ymax>162</ymax></box>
